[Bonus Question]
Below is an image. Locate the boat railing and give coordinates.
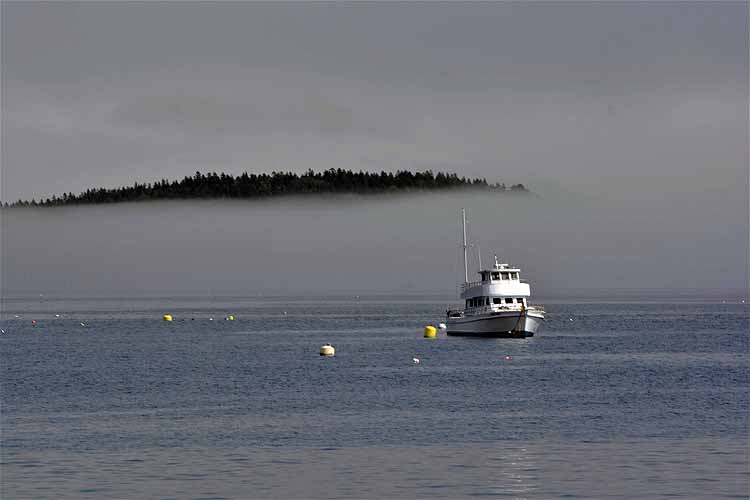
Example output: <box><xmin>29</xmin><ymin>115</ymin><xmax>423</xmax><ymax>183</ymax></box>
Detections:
<box><xmin>461</xmin><ymin>281</ymin><xmax>482</xmax><ymax>291</ymax></box>
<box><xmin>446</xmin><ymin>307</ymin><xmax>464</xmax><ymax>318</ymax></box>
<box><xmin>468</xmin><ymin>305</ymin><xmax>524</xmax><ymax>315</ymax></box>
<box><xmin>448</xmin><ymin>304</ymin><xmax>545</xmax><ymax>317</ymax></box>
<box><xmin>462</xmin><ymin>279</ymin><xmax>532</xmax><ymax>290</ymax></box>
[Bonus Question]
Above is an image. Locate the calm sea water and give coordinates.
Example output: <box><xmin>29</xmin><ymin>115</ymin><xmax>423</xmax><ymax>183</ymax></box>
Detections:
<box><xmin>1</xmin><ymin>295</ymin><xmax>747</xmax><ymax>499</ymax></box>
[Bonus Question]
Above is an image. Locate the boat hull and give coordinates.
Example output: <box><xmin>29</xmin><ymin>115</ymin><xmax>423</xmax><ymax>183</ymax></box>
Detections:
<box><xmin>446</xmin><ymin>311</ymin><xmax>543</xmax><ymax>338</ymax></box>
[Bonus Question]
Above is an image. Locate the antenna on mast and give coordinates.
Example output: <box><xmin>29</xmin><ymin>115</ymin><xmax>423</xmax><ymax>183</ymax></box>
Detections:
<box><xmin>461</xmin><ymin>208</ymin><xmax>468</xmax><ymax>283</ymax></box>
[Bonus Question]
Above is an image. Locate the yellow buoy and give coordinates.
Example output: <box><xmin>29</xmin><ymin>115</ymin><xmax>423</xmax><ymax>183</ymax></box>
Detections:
<box><xmin>163</xmin><ymin>314</ymin><xmax>173</xmax><ymax>322</ymax></box>
<box><xmin>320</xmin><ymin>344</ymin><xmax>335</xmax><ymax>356</ymax></box>
<box><xmin>424</xmin><ymin>325</ymin><xmax>437</xmax><ymax>338</ymax></box>
<box><xmin>228</xmin><ymin>315</ymin><xmax>235</xmax><ymax>321</ymax></box>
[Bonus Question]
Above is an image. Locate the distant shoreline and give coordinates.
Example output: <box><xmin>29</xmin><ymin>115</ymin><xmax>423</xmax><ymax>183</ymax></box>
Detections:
<box><xmin>4</xmin><ymin>169</ymin><xmax>529</xmax><ymax>208</ymax></box>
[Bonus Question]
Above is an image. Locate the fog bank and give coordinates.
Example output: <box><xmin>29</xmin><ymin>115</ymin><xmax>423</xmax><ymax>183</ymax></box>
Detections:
<box><xmin>2</xmin><ymin>190</ymin><xmax>746</xmax><ymax>298</ymax></box>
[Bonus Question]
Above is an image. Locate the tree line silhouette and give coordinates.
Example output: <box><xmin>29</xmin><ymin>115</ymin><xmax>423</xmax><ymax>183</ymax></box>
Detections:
<box><xmin>6</xmin><ymin>169</ymin><xmax>528</xmax><ymax>207</ymax></box>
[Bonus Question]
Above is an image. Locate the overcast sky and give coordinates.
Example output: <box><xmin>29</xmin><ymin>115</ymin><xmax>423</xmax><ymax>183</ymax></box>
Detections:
<box><xmin>1</xmin><ymin>2</ymin><xmax>748</xmax><ymax>295</ymax></box>
<box><xmin>2</xmin><ymin>2</ymin><xmax>747</xmax><ymax>202</ymax></box>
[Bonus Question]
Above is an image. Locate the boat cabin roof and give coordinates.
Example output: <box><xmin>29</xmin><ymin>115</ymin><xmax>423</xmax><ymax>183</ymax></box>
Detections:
<box><xmin>478</xmin><ymin>256</ymin><xmax>520</xmax><ymax>275</ymax></box>
<box><xmin>481</xmin><ymin>265</ymin><xmax>520</xmax><ymax>273</ymax></box>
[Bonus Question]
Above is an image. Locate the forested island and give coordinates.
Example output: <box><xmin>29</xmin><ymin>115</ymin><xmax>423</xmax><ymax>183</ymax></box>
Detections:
<box><xmin>6</xmin><ymin>169</ymin><xmax>528</xmax><ymax>207</ymax></box>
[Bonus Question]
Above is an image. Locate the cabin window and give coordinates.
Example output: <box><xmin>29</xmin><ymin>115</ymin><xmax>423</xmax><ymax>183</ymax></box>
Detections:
<box><xmin>491</xmin><ymin>272</ymin><xmax>500</xmax><ymax>280</ymax></box>
<box><xmin>505</xmin><ymin>298</ymin><xmax>513</xmax><ymax>304</ymax></box>
<box><xmin>517</xmin><ymin>298</ymin><xmax>525</xmax><ymax>305</ymax></box>
<box><xmin>512</xmin><ymin>272</ymin><xmax>519</xmax><ymax>280</ymax></box>
<box><xmin>493</xmin><ymin>298</ymin><xmax>502</xmax><ymax>304</ymax></box>
<box><xmin>486</xmin><ymin>297</ymin><xmax>490</xmax><ymax>306</ymax></box>
<box><xmin>466</xmin><ymin>299</ymin><xmax>471</xmax><ymax>308</ymax></box>
<box><xmin>501</xmin><ymin>272</ymin><xmax>509</xmax><ymax>280</ymax></box>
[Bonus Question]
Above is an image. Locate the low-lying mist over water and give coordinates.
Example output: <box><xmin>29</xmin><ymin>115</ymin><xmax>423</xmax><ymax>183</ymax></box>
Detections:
<box><xmin>3</xmin><ymin>190</ymin><xmax>746</xmax><ymax>298</ymax></box>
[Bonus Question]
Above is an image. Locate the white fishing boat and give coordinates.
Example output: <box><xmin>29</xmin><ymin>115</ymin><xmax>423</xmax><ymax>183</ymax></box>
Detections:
<box><xmin>446</xmin><ymin>209</ymin><xmax>545</xmax><ymax>338</ymax></box>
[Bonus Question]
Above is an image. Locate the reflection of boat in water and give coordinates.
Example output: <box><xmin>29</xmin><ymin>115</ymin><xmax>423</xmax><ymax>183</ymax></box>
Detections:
<box><xmin>446</xmin><ymin>209</ymin><xmax>545</xmax><ymax>338</ymax></box>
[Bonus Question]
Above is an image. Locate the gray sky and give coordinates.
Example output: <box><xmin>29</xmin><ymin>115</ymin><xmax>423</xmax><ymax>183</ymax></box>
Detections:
<box><xmin>1</xmin><ymin>2</ymin><xmax>748</xmax><ymax>295</ymax></box>
<box><xmin>2</xmin><ymin>2</ymin><xmax>747</xmax><ymax>202</ymax></box>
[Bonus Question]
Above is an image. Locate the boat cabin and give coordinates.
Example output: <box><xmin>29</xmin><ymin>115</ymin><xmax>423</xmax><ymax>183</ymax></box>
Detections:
<box><xmin>480</xmin><ymin>269</ymin><xmax>520</xmax><ymax>282</ymax></box>
<box><xmin>466</xmin><ymin>296</ymin><xmax>526</xmax><ymax>308</ymax></box>
<box><xmin>459</xmin><ymin>256</ymin><xmax>531</xmax><ymax>313</ymax></box>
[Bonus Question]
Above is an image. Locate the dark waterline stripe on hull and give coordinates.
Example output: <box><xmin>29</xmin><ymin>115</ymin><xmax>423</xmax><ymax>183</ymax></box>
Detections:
<box><xmin>446</xmin><ymin>331</ymin><xmax>535</xmax><ymax>338</ymax></box>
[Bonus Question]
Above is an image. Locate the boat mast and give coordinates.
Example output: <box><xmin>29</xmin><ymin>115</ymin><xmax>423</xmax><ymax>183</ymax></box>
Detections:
<box><xmin>461</xmin><ymin>208</ymin><xmax>468</xmax><ymax>283</ymax></box>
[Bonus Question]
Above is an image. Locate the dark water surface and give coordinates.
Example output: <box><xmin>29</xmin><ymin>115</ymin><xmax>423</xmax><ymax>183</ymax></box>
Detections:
<box><xmin>1</xmin><ymin>296</ymin><xmax>747</xmax><ymax>499</ymax></box>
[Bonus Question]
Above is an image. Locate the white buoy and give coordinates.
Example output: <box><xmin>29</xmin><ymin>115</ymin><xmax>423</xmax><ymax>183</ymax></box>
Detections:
<box><xmin>412</xmin><ymin>357</ymin><xmax>420</xmax><ymax>364</ymax></box>
<box><xmin>569</xmin><ymin>318</ymin><xmax>574</xmax><ymax>321</ymax></box>
<box><xmin>438</xmin><ymin>323</ymin><xmax>447</xmax><ymax>330</ymax></box>
<box><xmin>320</xmin><ymin>344</ymin><xmax>335</xmax><ymax>356</ymax></box>
<box><xmin>80</xmin><ymin>322</ymin><xmax>86</xmax><ymax>327</ymax></box>
<box><xmin>55</xmin><ymin>314</ymin><xmax>60</xmax><ymax>318</ymax></box>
